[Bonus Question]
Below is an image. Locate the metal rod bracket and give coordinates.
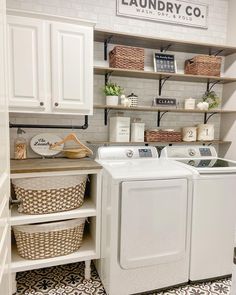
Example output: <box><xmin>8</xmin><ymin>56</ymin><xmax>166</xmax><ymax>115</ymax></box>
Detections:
<box><xmin>204</xmin><ymin>112</ymin><xmax>218</xmax><ymax>124</ymax></box>
<box><xmin>159</xmin><ymin>76</ymin><xmax>170</xmax><ymax>96</ymax></box>
<box><xmin>157</xmin><ymin>110</ymin><xmax>169</xmax><ymax>127</ymax></box>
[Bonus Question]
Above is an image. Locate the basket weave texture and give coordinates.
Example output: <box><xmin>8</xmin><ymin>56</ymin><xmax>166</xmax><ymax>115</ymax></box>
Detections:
<box><xmin>12</xmin><ymin>175</ymin><xmax>87</xmax><ymax>215</ymax></box>
<box><xmin>185</xmin><ymin>55</ymin><xmax>222</xmax><ymax>77</ymax></box>
<box><xmin>145</xmin><ymin>130</ymin><xmax>182</xmax><ymax>142</ymax></box>
<box><xmin>109</xmin><ymin>46</ymin><xmax>144</xmax><ymax>70</ymax></box>
<box><xmin>13</xmin><ymin>219</ymin><xmax>85</xmax><ymax>260</ymax></box>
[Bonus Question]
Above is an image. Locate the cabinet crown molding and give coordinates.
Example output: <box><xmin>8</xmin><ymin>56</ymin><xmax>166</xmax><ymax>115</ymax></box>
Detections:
<box><xmin>7</xmin><ymin>9</ymin><xmax>96</xmax><ymax>27</ymax></box>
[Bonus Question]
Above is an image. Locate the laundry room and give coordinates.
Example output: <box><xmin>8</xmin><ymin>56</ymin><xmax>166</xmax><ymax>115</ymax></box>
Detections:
<box><xmin>1</xmin><ymin>0</ymin><xmax>236</xmax><ymax>294</ymax></box>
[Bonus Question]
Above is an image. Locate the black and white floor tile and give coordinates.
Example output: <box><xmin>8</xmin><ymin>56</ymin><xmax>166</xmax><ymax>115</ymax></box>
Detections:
<box><xmin>16</xmin><ymin>262</ymin><xmax>232</xmax><ymax>295</ymax></box>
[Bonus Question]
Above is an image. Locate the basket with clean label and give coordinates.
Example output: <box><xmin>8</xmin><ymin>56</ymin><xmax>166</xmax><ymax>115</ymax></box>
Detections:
<box><xmin>12</xmin><ymin>174</ymin><xmax>87</xmax><ymax>215</ymax></box>
<box><xmin>13</xmin><ymin>218</ymin><xmax>86</xmax><ymax>260</ymax></box>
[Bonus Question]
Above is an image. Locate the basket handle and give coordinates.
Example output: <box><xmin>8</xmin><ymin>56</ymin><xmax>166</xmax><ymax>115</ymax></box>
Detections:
<box><xmin>50</xmin><ymin>133</ymin><xmax>93</xmax><ymax>155</ymax></box>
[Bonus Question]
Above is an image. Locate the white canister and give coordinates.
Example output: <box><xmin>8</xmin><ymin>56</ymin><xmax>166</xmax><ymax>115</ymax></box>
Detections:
<box><xmin>197</xmin><ymin>124</ymin><xmax>214</xmax><ymax>141</ymax></box>
<box><xmin>182</xmin><ymin>127</ymin><xmax>197</xmax><ymax>142</ymax></box>
<box><xmin>109</xmin><ymin>114</ymin><xmax>130</xmax><ymax>142</ymax></box>
<box><xmin>184</xmin><ymin>97</ymin><xmax>196</xmax><ymax>110</ymax></box>
<box><xmin>131</xmin><ymin>119</ymin><xmax>145</xmax><ymax>142</ymax></box>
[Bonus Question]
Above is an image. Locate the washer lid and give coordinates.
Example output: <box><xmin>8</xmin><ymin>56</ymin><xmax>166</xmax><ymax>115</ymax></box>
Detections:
<box><xmin>98</xmin><ymin>158</ymin><xmax>195</xmax><ymax>180</ymax></box>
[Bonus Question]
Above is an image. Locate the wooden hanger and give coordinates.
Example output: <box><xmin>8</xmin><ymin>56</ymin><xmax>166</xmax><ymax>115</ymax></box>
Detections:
<box><xmin>50</xmin><ymin>133</ymin><xmax>93</xmax><ymax>155</ymax></box>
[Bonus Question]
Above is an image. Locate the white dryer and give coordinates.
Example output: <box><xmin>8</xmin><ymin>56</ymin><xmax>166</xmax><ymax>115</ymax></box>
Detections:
<box><xmin>161</xmin><ymin>145</ymin><xmax>236</xmax><ymax>282</ymax></box>
<box><xmin>96</xmin><ymin>146</ymin><xmax>194</xmax><ymax>295</ymax></box>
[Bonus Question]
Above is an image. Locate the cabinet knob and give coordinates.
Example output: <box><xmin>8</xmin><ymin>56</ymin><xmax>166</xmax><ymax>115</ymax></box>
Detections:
<box><xmin>40</xmin><ymin>102</ymin><xmax>44</xmax><ymax>106</ymax></box>
<box><xmin>54</xmin><ymin>102</ymin><xmax>59</xmax><ymax>107</ymax></box>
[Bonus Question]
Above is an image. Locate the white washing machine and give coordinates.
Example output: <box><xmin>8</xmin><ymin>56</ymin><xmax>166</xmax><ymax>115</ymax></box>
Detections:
<box><xmin>95</xmin><ymin>146</ymin><xmax>194</xmax><ymax>295</ymax></box>
<box><xmin>161</xmin><ymin>145</ymin><xmax>236</xmax><ymax>282</ymax></box>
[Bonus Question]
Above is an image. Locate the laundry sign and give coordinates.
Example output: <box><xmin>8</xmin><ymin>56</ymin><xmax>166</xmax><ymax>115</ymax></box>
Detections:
<box><xmin>117</xmin><ymin>0</ymin><xmax>208</xmax><ymax>28</ymax></box>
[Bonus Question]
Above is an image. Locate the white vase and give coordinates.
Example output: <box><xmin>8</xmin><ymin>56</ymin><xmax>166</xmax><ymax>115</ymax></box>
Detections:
<box><xmin>106</xmin><ymin>95</ymin><xmax>119</xmax><ymax>106</ymax></box>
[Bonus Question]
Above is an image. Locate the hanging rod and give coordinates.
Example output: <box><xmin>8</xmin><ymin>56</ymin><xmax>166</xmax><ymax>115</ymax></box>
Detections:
<box><xmin>9</xmin><ymin>115</ymin><xmax>89</xmax><ymax>130</ymax></box>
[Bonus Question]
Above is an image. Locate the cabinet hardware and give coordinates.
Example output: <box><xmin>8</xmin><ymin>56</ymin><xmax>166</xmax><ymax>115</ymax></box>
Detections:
<box><xmin>54</xmin><ymin>102</ymin><xmax>59</xmax><ymax>107</ymax></box>
<box><xmin>9</xmin><ymin>115</ymin><xmax>89</xmax><ymax>130</ymax></box>
<box><xmin>40</xmin><ymin>102</ymin><xmax>44</xmax><ymax>106</ymax></box>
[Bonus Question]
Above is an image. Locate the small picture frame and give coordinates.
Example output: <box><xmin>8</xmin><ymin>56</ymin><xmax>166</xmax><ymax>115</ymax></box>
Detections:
<box><xmin>153</xmin><ymin>52</ymin><xmax>177</xmax><ymax>73</ymax></box>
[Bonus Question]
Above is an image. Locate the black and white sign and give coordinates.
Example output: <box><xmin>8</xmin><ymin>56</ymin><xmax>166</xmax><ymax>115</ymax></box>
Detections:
<box><xmin>117</xmin><ymin>0</ymin><xmax>208</xmax><ymax>28</ymax></box>
<box><xmin>153</xmin><ymin>97</ymin><xmax>177</xmax><ymax>107</ymax></box>
<box><xmin>154</xmin><ymin>52</ymin><xmax>176</xmax><ymax>73</ymax></box>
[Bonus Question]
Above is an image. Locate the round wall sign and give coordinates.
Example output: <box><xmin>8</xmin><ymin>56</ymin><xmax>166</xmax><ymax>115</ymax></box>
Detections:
<box><xmin>30</xmin><ymin>133</ymin><xmax>64</xmax><ymax>157</ymax></box>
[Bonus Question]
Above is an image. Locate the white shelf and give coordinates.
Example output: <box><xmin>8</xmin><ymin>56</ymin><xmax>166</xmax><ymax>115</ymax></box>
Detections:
<box><xmin>11</xmin><ymin>199</ymin><xmax>96</xmax><ymax>226</ymax></box>
<box><xmin>11</xmin><ymin>233</ymin><xmax>97</xmax><ymax>273</ymax></box>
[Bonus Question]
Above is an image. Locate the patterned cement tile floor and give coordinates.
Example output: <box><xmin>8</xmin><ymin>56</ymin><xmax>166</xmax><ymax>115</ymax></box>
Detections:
<box><xmin>16</xmin><ymin>262</ymin><xmax>232</xmax><ymax>295</ymax></box>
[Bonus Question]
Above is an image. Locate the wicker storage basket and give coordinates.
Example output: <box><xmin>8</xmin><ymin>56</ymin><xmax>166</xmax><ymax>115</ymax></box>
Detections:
<box><xmin>13</xmin><ymin>218</ymin><xmax>85</xmax><ymax>260</ymax></box>
<box><xmin>185</xmin><ymin>55</ymin><xmax>222</xmax><ymax>77</ymax></box>
<box><xmin>109</xmin><ymin>46</ymin><xmax>144</xmax><ymax>70</ymax></box>
<box><xmin>12</xmin><ymin>175</ymin><xmax>87</xmax><ymax>215</ymax></box>
<box><xmin>145</xmin><ymin>130</ymin><xmax>182</xmax><ymax>142</ymax></box>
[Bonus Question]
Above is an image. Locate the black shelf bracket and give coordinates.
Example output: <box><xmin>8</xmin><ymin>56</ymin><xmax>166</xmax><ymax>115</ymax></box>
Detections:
<box><xmin>159</xmin><ymin>76</ymin><xmax>171</xmax><ymax>96</ymax></box>
<box><xmin>209</xmin><ymin>49</ymin><xmax>224</xmax><ymax>56</ymax></box>
<box><xmin>206</xmin><ymin>80</ymin><xmax>221</xmax><ymax>92</ymax></box>
<box><xmin>157</xmin><ymin>110</ymin><xmax>169</xmax><ymax>127</ymax></box>
<box><xmin>204</xmin><ymin>112</ymin><xmax>218</xmax><ymax>124</ymax></box>
<box><xmin>105</xmin><ymin>71</ymin><xmax>113</xmax><ymax>85</ymax></box>
<box><xmin>104</xmin><ymin>108</ymin><xmax>111</xmax><ymax>126</ymax></box>
<box><xmin>160</xmin><ymin>44</ymin><xmax>172</xmax><ymax>52</ymax></box>
<box><xmin>9</xmin><ymin>116</ymin><xmax>89</xmax><ymax>130</ymax></box>
<box><xmin>104</xmin><ymin>35</ymin><xmax>113</xmax><ymax>61</ymax></box>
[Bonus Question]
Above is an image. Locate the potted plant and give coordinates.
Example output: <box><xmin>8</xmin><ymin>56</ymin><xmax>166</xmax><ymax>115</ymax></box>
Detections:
<box><xmin>201</xmin><ymin>91</ymin><xmax>221</xmax><ymax>109</ymax></box>
<box><xmin>103</xmin><ymin>82</ymin><xmax>123</xmax><ymax>106</ymax></box>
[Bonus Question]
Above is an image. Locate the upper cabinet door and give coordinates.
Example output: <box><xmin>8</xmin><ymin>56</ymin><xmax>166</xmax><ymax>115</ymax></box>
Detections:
<box><xmin>51</xmin><ymin>22</ymin><xmax>93</xmax><ymax>115</ymax></box>
<box><xmin>7</xmin><ymin>16</ymin><xmax>46</xmax><ymax>112</ymax></box>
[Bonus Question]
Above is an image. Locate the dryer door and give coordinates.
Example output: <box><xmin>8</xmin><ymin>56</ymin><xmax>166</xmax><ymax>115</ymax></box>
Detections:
<box><xmin>120</xmin><ymin>179</ymin><xmax>188</xmax><ymax>269</ymax></box>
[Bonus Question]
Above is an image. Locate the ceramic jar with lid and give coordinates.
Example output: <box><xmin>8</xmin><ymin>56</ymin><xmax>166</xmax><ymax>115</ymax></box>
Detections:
<box><xmin>197</xmin><ymin>124</ymin><xmax>214</xmax><ymax>141</ymax></box>
<box><xmin>184</xmin><ymin>97</ymin><xmax>196</xmax><ymax>110</ymax></box>
<box><xmin>131</xmin><ymin>118</ymin><xmax>145</xmax><ymax>142</ymax></box>
<box><xmin>109</xmin><ymin>113</ymin><xmax>130</xmax><ymax>142</ymax></box>
<box><xmin>182</xmin><ymin>127</ymin><xmax>197</xmax><ymax>142</ymax></box>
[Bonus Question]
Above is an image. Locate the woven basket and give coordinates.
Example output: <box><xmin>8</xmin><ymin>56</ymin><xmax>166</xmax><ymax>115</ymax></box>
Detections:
<box><xmin>145</xmin><ymin>130</ymin><xmax>182</xmax><ymax>142</ymax></box>
<box><xmin>13</xmin><ymin>218</ymin><xmax>85</xmax><ymax>260</ymax></box>
<box><xmin>109</xmin><ymin>46</ymin><xmax>144</xmax><ymax>70</ymax></box>
<box><xmin>12</xmin><ymin>175</ymin><xmax>87</xmax><ymax>215</ymax></box>
<box><xmin>185</xmin><ymin>55</ymin><xmax>222</xmax><ymax>77</ymax></box>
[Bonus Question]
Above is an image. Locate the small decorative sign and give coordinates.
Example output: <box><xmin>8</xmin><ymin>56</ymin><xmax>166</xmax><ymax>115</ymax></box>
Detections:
<box><xmin>117</xmin><ymin>0</ymin><xmax>208</xmax><ymax>29</ymax></box>
<box><xmin>30</xmin><ymin>133</ymin><xmax>64</xmax><ymax>157</ymax></box>
<box><xmin>154</xmin><ymin>52</ymin><xmax>176</xmax><ymax>73</ymax></box>
<box><xmin>153</xmin><ymin>97</ymin><xmax>177</xmax><ymax>107</ymax></box>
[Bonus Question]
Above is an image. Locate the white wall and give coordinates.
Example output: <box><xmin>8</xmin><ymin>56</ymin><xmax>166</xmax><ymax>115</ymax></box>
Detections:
<box><xmin>7</xmin><ymin>0</ymin><xmax>229</xmax><ymax>158</ymax></box>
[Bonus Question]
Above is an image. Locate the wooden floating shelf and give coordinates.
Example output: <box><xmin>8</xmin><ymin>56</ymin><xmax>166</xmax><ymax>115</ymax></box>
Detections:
<box><xmin>94</xmin><ymin>104</ymin><xmax>236</xmax><ymax>114</ymax></box>
<box><xmin>94</xmin><ymin>66</ymin><xmax>236</xmax><ymax>84</ymax></box>
<box><xmin>94</xmin><ymin>29</ymin><xmax>236</xmax><ymax>56</ymax></box>
<box><xmin>11</xmin><ymin>233</ymin><xmax>96</xmax><ymax>273</ymax></box>
<box><xmin>87</xmin><ymin>141</ymin><xmax>231</xmax><ymax>146</ymax></box>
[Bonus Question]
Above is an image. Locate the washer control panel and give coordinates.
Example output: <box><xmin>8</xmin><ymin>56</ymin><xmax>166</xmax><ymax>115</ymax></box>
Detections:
<box><xmin>138</xmin><ymin>148</ymin><xmax>153</xmax><ymax>158</ymax></box>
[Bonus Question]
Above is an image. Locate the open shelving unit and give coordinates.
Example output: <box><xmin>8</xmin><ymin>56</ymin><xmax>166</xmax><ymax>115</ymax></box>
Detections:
<box><xmin>94</xmin><ymin>29</ymin><xmax>236</xmax><ymax>147</ymax></box>
<box><xmin>10</xmin><ymin>159</ymin><xmax>102</xmax><ymax>279</ymax></box>
<box><xmin>87</xmin><ymin>140</ymin><xmax>231</xmax><ymax>146</ymax></box>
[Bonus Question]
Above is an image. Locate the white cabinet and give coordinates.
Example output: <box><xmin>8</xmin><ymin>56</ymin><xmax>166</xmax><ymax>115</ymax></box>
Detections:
<box><xmin>51</xmin><ymin>22</ymin><xmax>93</xmax><ymax>114</ymax></box>
<box><xmin>7</xmin><ymin>12</ymin><xmax>94</xmax><ymax>115</ymax></box>
<box><xmin>7</xmin><ymin>16</ymin><xmax>46</xmax><ymax>111</ymax></box>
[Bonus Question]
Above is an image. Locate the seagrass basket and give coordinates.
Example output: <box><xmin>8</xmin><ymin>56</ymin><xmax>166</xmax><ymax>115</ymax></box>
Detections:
<box><xmin>185</xmin><ymin>55</ymin><xmax>222</xmax><ymax>77</ymax></box>
<box><xmin>12</xmin><ymin>175</ymin><xmax>87</xmax><ymax>215</ymax></box>
<box><xmin>13</xmin><ymin>218</ymin><xmax>85</xmax><ymax>260</ymax></box>
<box><xmin>145</xmin><ymin>130</ymin><xmax>182</xmax><ymax>142</ymax></box>
<box><xmin>109</xmin><ymin>45</ymin><xmax>144</xmax><ymax>70</ymax></box>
